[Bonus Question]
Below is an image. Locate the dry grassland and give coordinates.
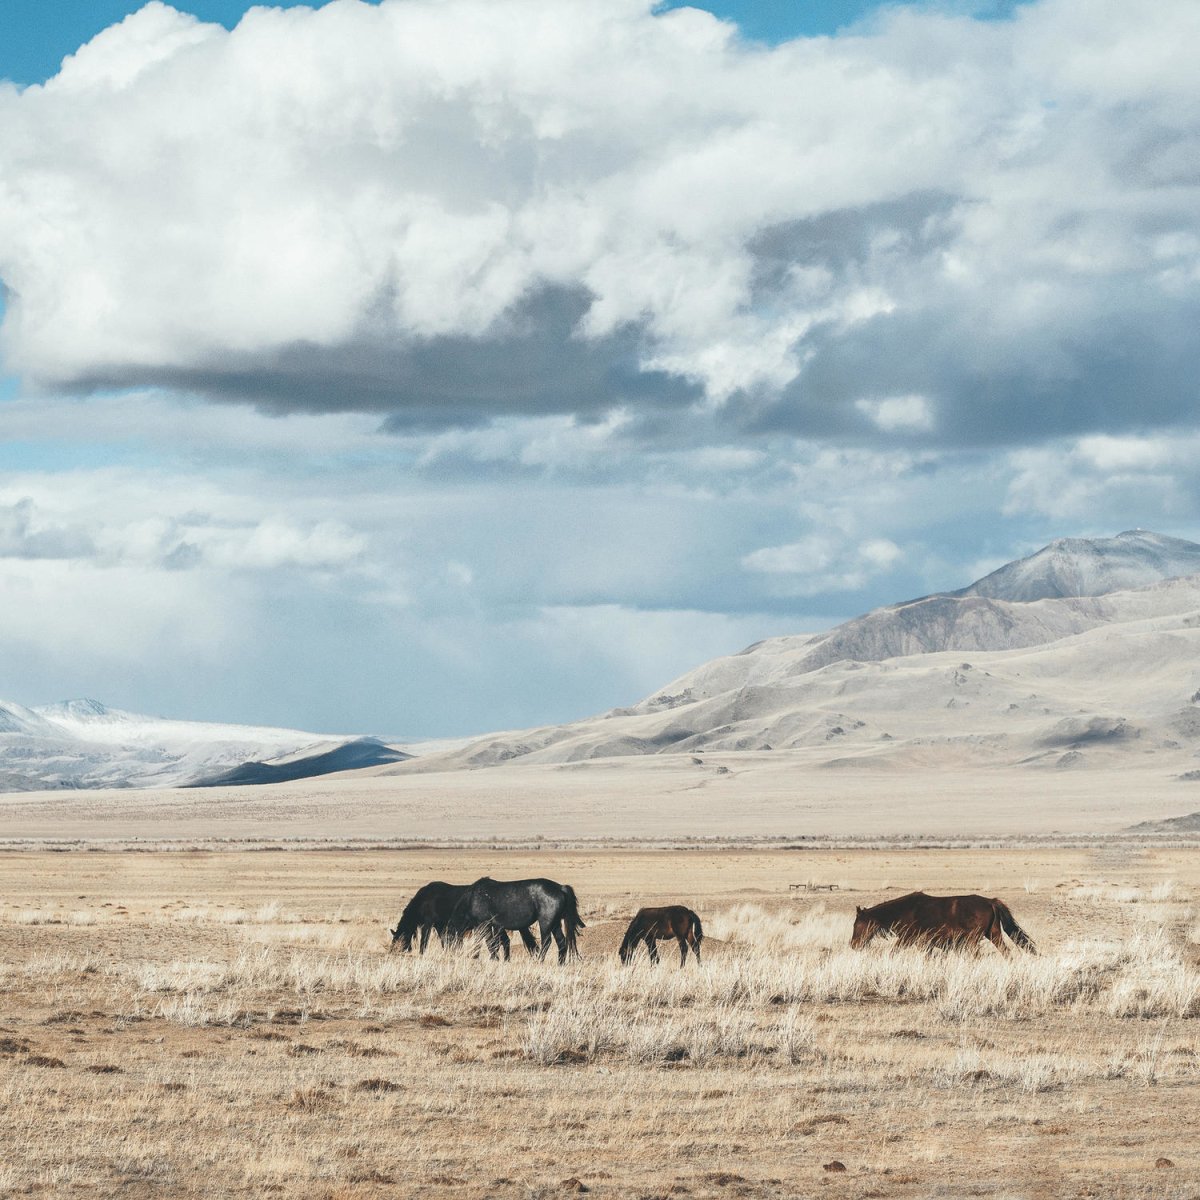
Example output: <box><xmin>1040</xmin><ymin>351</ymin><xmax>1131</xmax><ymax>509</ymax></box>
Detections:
<box><xmin>1</xmin><ymin>846</ymin><xmax>1199</xmax><ymax>1198</ymax></box>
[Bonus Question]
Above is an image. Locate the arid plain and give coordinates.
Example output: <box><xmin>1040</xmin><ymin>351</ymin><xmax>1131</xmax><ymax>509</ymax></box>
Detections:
<box><xmin>3</xmin><ymin>752</ymin><xmax>1200</xmax><ymax>844</ymax></box>
<box><xmin>2</xmin><ymin>834</ymin><xmax>1199</xmax><ymax>1199</ymax></box>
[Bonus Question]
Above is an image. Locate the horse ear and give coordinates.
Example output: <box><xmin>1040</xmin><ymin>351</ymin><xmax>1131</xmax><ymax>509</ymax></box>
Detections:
<box><xmin>855</xmin><ymin>906</ymin><xmax>862</xmax><ymax>915</ymax></box>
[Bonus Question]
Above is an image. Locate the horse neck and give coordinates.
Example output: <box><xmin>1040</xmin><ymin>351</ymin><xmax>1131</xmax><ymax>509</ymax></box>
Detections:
<box><xmin>396</xmin><ymin>901</ymin><xmax>423</xmax><ymax>934</ymax></box>
<box><xmin>862</xmin><ymin>896</ymin><xmax>909</xmax><ymax>926</ymax></box>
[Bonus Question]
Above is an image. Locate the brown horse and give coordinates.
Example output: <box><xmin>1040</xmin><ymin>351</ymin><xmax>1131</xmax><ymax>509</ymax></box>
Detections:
<box><xmin>619</xmin><ymin>905</ymin><xmax>704</xmax><ymax>966</ymax></box>
<box><xmin>850</xmin><ymin>892</ymin><xmax>1036</xmax><ymax>954</ymax></box>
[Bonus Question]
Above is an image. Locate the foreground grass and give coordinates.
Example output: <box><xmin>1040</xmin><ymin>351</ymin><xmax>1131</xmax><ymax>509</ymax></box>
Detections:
<box><xmin>1</xmin><ymin>850</ymin><xmax>1199</xmax><ymax>1197</ymax></box>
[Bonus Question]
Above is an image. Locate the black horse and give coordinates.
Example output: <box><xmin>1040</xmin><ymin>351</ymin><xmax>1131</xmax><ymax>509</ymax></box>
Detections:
<box><xmin>448</xmin><ymin>877</ymin><xmax>585</xmax><ymax>963</ymax></box>
<box><xmin>389</xmin><ymin>881</ymin><xmax>538</xmax><ymax>956</ymax></box>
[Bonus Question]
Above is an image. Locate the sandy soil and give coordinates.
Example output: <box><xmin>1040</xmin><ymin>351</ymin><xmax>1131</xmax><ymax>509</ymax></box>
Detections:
<box><xmin>1</xmin><ymin>847</ymin><xmax>1198</xmax><ymax>1198</ymax></box>
<box><xmin>2</xmin><ymin>755</ymin><xmax>1199</xmax><ymax>844</ymax></box>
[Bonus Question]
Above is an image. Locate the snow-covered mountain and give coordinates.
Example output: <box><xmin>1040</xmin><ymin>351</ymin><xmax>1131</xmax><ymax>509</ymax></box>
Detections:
<box><xmin>952</xmin><ymin>530</ymin><xmax>1200</xmax><ymax>602</ymax></box>
<box><xmin>0</xmin><ymin>700</ymin><xmax>407</xmax><ymax>791</ymax></box>
<box><xmin>378</xmin><ymin>530</ymin><xmax>1200</xmax><ymax>773</ymax></box>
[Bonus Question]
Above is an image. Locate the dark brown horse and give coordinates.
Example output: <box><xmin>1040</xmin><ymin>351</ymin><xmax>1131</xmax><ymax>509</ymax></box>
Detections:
<box><xmin>619</xmin><ymin>905</ymin><xmax>704</xmax><ymax>966</ymax></box>
<box><xmin>850</xmin><ymin>892</ymin><xmax>1036</xmax><ymax>954</ymax></box>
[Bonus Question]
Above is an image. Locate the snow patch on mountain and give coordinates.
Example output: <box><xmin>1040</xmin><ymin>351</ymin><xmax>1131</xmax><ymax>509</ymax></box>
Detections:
<box><xmin>953</xmin><ymin>530</ymin><xmax>1200</xmax><ymax>603</ymax></box>
<box><xmin>0</xmin><ymin>700</ymin><xmax>393</xmax><ymax>791</ymax></box>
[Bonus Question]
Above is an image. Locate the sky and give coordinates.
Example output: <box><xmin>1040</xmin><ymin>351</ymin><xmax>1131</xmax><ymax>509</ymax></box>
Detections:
<box><xmin>0</xmin><ymin>0</ymin><xmax>1197</xmax><ymax>737</ymax></box>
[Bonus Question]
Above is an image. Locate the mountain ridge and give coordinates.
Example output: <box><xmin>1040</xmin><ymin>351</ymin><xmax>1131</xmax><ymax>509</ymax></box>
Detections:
<box><xmin>5</xmin><ymin>529</ymin><xmax>1200</xmax><ymax>789</ymax></box>
<box><xmin>378</xmin><ymin>530</ymin><xmax>1200</xmax><ymax>774</ymax></box>
<box><xmin>950</xmin><ymin>530</ymin><xmax>1200</xmax><ymax>603</ymax></box>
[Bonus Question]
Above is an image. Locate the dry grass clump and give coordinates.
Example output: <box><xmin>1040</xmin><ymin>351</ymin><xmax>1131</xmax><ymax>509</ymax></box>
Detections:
<box><xmin>165</xmin><ymin>901</ymin><xmax>302</xmax><ymax>924</ymax></box>
<box><xmin>1068</xmin><ymin>880</ymin><xmax>1182</xmax><ymax>904</ymax></box>
<box><xmin>933</xmin><ymin>1045</ymin><xmax>1092</xmax><ymax>1093</ymax></box>
<box><xmin>521</xmin><ymin>993</ymin><xmax>767</xmax><ymax>1067</ymax></box>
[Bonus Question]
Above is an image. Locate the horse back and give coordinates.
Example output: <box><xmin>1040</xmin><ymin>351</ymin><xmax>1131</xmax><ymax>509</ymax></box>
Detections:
<box><xmin>465</xmin><ymin>877</ymin><xmax>568</xmax><ymax>927</ymax></box>
<box><xmin>634</xmin><ymin>905</ymin><xmax>694</xmax><ymax>938</ymax></box>
<box><xmin>901</xmin><ymin>893</ymin><xmax>996</xmax><ymax>940</ymax></box>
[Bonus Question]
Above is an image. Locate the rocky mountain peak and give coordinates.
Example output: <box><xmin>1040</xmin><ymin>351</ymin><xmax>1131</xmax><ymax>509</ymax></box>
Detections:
<box><xmin>953</xmin><ymin>530</ymin><xmax>1200</xmax><ymax>603</ymax></box>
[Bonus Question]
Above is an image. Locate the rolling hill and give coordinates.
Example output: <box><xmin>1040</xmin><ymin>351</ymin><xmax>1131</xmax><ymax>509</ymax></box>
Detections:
<box><xmin>382</xmin><ymin>531</ymin><xmax>1200</xmax><ymax>775</ymax></box>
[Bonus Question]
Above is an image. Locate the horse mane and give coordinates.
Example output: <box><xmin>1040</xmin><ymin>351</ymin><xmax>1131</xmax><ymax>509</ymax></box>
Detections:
<box><xmin>859</xmin><ymin>891</ymin><xmax>928</xmax><ymax>924</ymax></box>
<box><xmin>396</xmin><ymin>880</ymin><xmax>454</xmax><ymax>935</ymax></box>
<box><xmin>394</xmin><ymin>893</ymin><xmax>425</xmax><ymax>936</ymax></box>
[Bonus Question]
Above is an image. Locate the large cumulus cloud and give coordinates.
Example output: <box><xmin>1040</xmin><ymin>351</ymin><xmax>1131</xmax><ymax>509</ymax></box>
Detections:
<box><xmin>1</xmin><ymin>0</ymin><xmax>1196</xmax><ymax>443</ymax></box>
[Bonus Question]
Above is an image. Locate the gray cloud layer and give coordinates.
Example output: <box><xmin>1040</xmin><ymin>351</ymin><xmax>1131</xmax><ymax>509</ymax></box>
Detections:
<box><xmin>0</xmin><ymin>0</ymin><xmax>1195</xmax><ymax>449</ymax></box>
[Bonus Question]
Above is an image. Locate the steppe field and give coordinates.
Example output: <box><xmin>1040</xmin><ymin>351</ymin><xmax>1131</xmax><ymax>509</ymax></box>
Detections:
<box><xmin>2</xmin><ymin>842</ymin><xmax>1200</xmax><ymax>1199</ymax></box>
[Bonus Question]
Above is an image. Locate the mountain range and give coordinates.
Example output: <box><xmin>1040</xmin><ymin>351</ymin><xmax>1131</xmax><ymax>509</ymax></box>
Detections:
<box><xmin>378</xmin><ymin>530</ymin><xmax>1200</xmax><ymax>775</ymax></box>
<box><xmin>0</xmin><ymin>699</ymin><xmax>407</xmax><ymax>791</ymax></box>
<box><xmin>3</xmin><ymin>529</ymin><xmax>1200</xmax><ymax>790</ymax></box>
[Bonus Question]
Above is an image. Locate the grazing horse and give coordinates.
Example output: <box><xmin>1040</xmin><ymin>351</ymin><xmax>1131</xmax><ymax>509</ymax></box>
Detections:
<box><xmin>448</xmin><ymin>877</ymin><xmax>585</xmax><ymax>963</ymax></box>
<box><xmin>619</xmin><ymin>905</ymin><xmax>704</xmax><ymax>966</ymax></box>
<box><xmin>389</xmin><ymin>881</ymin><xmax>537</xmax><ymax>956</ymax></box>
<box><xmin>849</xmin><ymin>892</ymin><xmax>1037</xmax><ymax>954</ymax></box>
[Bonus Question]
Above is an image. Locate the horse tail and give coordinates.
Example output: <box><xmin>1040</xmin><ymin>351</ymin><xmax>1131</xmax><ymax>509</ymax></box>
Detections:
<box><xmin>562</xmin><ymin>885</ymin><xmax>585</xmax><ymax>958</ymax></box>
<box><xmin>690</xmin><ymin>910</ymin><xmax>704</xmax><ymax>947</ymax></box>
<box><xmin>618</xmin><ymin>923</ymin><xmax>635</xmax><ymax>964</ymax></box>
<box><xmin>993</xmin><ymin>900</ymin><xmax>1037</xmax><ymax>954</ymax></box>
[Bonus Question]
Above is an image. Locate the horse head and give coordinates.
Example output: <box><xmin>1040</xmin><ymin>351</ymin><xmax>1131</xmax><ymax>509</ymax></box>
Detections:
<box><xmin>849</xmin><ymin>906</ymin><xmax>878</xmax><ymax>950</ymax></box>
<box><xmin>389</xmin><ymin>923</ymin><xmax>413</xmax><ymax>953</ymax></box>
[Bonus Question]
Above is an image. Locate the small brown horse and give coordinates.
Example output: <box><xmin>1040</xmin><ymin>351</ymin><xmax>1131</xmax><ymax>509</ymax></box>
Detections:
<box><xmin>850</xmin><ymin>892</ymin><xmax>1037</xmax><ymax>954</ymax></box>
<box><xmin>619</xmin><ymin>905</ymin><xmax>704</xmax><ymax>966</ymax></box>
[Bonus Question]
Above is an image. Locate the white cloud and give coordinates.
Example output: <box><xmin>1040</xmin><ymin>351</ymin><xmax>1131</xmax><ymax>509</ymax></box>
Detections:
<box><xmin>0</xmin><ymin>0</ymin><xmax>1193</xmax><ymax>440</ymax></box>
<box><xmin>0</xmin><ymin>470</ymin><xmax>370</xmax><ymax>573</ymax></box>
<box><xmin>0</xmin><ymin>498</ymin><xmax>94</xmax><ymax>559</ymax></box>
<box><xmin>1003</xmin><ymin>434</ymin><xmax>1199</xmax><ymax>521</ymax></box>
<box><xmin>855</xmin><ymin>394</ymin><xmax>934</xmax><ymax>432</ymax></box>
<box><xmin>741</xmin><ymin>533</ymin><xmax>904</xmax><ymax>594</ymax></box>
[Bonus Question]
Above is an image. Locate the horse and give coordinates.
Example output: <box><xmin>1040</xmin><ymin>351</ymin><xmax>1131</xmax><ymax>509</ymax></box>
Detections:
<box><xmin>618</xmin><ymin>905</ymin><xmax>704</xmax><ymax>966</ymax></box>
<box><xmin>389</xmin><ymin>881</ymin><xmax>538</xmax><ymax>956</ymax></box>
<box><xmin>447</xmin><ymin>877</ymin><xmax>585</xmax><ymax>963</ymax></box>
<box><xmin>849</xmin><ymin>891</ymin><xmax>1037</xmax><ymax>954</ymax></box>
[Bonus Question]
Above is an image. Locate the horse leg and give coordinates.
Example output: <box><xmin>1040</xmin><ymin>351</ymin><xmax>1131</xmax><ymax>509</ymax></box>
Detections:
<box><xmin>549</xmin><ymin>921</ymin><xmax>568</xmax><ymax>965</ymax></box>
<box><xmin>987</xmin><ymin>920</ymin><xmax>1009</xmax><ymax>955</ymax></box>
<box><xmin>482</xmin><ymin>922</ymin><xmax>503</xmax><ymax>959</ymax></box>
<box><xmin>518</xmin><ymin>927</ymin><xmax>539</xmax><ymax>957</ymax></box>
<box><xmin>537</xmin><ymin>921</ymin><xmax>554</xmax><ymax>961</ymax></box>
<box><xmin>419</xmin><ymin>925</ymin><xmax>431</xmax><ymax>954</ymax></box>
<box><xmin>646</xmin><ymin>937</ymin><xmax>659</xmax><ymax>965</ymax></box>
<box><xmin>691</xmin><ymin>931</ymin><xmax>702</xmax><ymax>964</ymax></box>
<box><xmin>678</xmin><ymin>935</ymin><xmax>688</xmax><ymax>967</ymax></box>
